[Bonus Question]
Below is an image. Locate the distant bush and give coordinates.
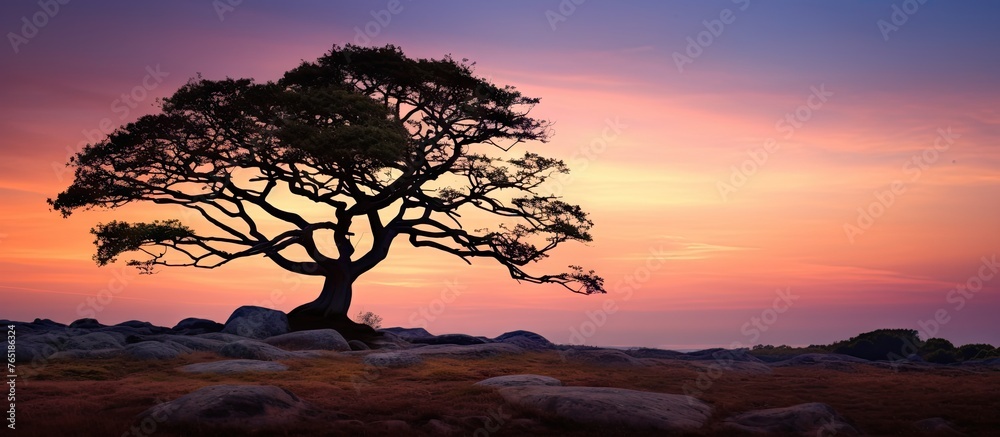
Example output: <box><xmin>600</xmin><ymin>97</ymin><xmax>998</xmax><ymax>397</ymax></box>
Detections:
<box><xmin>919</xmin><ymin>337</ymin><xmax>955</xmax><ymax>355</ymax></box>
<box><xmin>955</xmin><ymin>343</ymin><xmax>996</xmax><ymax>361</ymax></box>
<box><xmin>828</xmin><ymin>329</ymin><xmax>922</xmax><ymax>361</ymax></box>
<box><xmin>354</xmin><ymin>310</ymin><xmax>383</xmax><ymax>329</ymax></box>
<box><xmin>924</xmin><ymin>349</ymin><xmax>957</xmax><ymax>364</ymax></box>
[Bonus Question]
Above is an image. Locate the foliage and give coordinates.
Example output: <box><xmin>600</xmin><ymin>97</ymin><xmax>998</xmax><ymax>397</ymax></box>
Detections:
<box><xmin>828</xmin><ymin>329</ymin><xmax>922</xmax><ymax>361</ymax></box>
<box><xmin>354</xmin><ymin>310</ymin><xmax>383</xmax><ymax>329</ymax></box>
<box><xmin>919</xmin><ymin>337</ymin><xmax>955</xmax><ymax>355</ymax></box>
<box><xmin>954</xmin><ymin>343</ymin><xmax>997</xmax><ymax>361</ymax></box>
<box><xmin>49</xmin><ymin>44</ymin><xmax>605</xmax><ymax>313</ymax></box>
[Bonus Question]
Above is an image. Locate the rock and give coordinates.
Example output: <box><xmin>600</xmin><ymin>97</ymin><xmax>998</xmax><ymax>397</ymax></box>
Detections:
<box><xmin>498</xmin><ymin>386</ymin><xmax>712</xmax><ymax>432</ymax></box>
<box><xmin>348</xmin><ymin>340</ymin><xmax>370</xmax><ymax>351</ymax></box>
<box><xmin>410</xmin><ymin>333</ymin><xmax>487</xmax><ymax>346</ymax></box>
<box><xmin>367</xmin><ymin>420</ymin><xmax>411</xmax><ymax>434</ymax></box>
<box><xmin>410</xmin><ymin>343</ymin><xmax>524</xmax><ymax>358</ymax></box>
<box><xmin>378</xmin><ymin>327</ymin><xmax>433</xmax><ymax>341</ymax></box>
<box><xmin>263</xmin><ymin>329</ymin><xmax>350</xmax><ymax>351</ymax></box>
<box><xmin>475</xmin><ymin>374</ymin><xmax>562</xmax><ymax>388</ymax></box>
<box><xmin>14</xmin><ymin>341</ymin><xmax>59</xmax><ymax>362</ymax></box>
<box><xmin>196</xmin><ymin>332</ymin><xmax>249</xmax><ymax>343</ymax></box>
<box><xmin>22</xmin><ymin>332</ymin><xmax>69</xmax><ymax>348</ymax></box>
<box><xmin>178</xmin><ymin>360</ymin><xmax>289</xmax><ymax>374</ymax></box>
<box><xmin>125</xmin><ymin>341</ymin><xmax>192</xmax><ymax>360</ymax></box>
<box><xmin>30</xmin><ymin>318</ymin><xmax>67</xmax><ymax>329</ymax></box>
<box><xmin>153</xmin><ymin>335</ymin><xmax>227</xmax><ymax>353</ymax></box>
<box><xmin>172</xmin><ymin>317</ymin><xmax>225</xmax><ymax>333</ymax></box>
<box><xmin>219</xmin><ymin>340</ymin><xmax>296</xmax><ymax>361</ymax></box>
<box><xmin>625</xmin><ymin>348</ymin><xmax>686</xmax><ymax>359</ymax></box>
<box><xmin>139</xmin><ymin>385</ymin><xmax>314</xmax><ymax>429</ymax></box>
<box><xmin>913</xmin><ymin>417</ymin><xmax>967</xmax><ymax>436</ymax></box>
<box><xmin>68</xmin><ymin>318</ymin><xmax>105</xmax><ymax>330</ymax></box>
<box><xmin>424</xmin><ymin>419</ymin><xmax>461</xmax><ymax>436</ymax></box>
<box><xmin>115</xmin><ymin>320</ymin><xmax>157</xmax><ymax>330</ymax></box>
<box><xmin>721</xmin><ymin>402</ymin><xmax>859</xmax><ymax>436</ymax></box>
<box><xmin>221</xmin><ymin>306</ymin><xmax>289</xmax><ymax>340</ymax></box>
<box><xmin>64</xmin><ymin>332</ymin><xmax>124</xmax><ymax>350</ymax></box>
<box><xmin>563</xmin><ymin>348</ymin><xmax>644</xmax><ymax>366</ymax></box>
<box><xmin>770</xmin><ymin>353</ymin><xmax>872</xmax><ymax>371</ymax></box>
<box><xmin>494</xmin><ymin>330</ymin><xmax>554</xmax><ymax>350</ymax></box>
<box><xmin>362</xmin><ymin>352</ymin><xmax>423</xmax><ymax>368</ymax></box>
<box><xmin>49</xmin><ymin>348</ymin><xmax>123</xmax><ymax>360</ymax></box>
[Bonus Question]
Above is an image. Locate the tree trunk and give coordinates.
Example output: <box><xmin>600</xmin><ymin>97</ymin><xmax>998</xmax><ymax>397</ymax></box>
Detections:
<box><xmin>290</xmin><ymin>275</ymin><xmax>353</xmax><ymax>318</ymax></box>
<box><xmin>287</xmin><ymin>274</ymin><xmax>378</xmax><ymax>339</ymax></box>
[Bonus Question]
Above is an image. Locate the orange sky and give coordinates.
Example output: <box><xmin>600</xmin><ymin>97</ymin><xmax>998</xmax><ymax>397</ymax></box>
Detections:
<box><xmin>1</xmin><ymin>1</ymin><xmax>998</xmax><ymax>348</ymax></box>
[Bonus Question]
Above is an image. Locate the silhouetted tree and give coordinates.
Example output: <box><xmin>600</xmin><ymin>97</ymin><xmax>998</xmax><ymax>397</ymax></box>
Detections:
<box><xmin>50</xmin><ymin>45</ymin><xmax>604</xmax><ymax>333</ymax></box>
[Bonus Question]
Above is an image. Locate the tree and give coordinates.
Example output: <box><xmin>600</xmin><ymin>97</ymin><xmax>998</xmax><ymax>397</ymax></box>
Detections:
<box><xmin>49</xmin><ymin>45</ymin><xmax>604</xmax><ymax>334</ymax></box>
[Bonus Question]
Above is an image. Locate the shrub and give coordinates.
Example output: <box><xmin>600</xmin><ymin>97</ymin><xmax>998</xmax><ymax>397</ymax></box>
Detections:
<box><xmin>955</xmin><ymin>343</ymin><xmax>996</xmax><ymax>361</ymax></box>
<box><xmin>920</xmin><ymin>337</ymin><xmax>955</xmax><ymax>355</ymax></box>
<box><xmin>354</xmin><ymin>310</ymin><xmax>383</xmax><ymax>329</ymax></box>
<box><xmin>924</xmin><ymin>349</ymin><xmax>957</xmax><ymax>364</ymax></box>
<box><xmin>829</xmin><ymin>329</ymin><xmax>922</xmax><ymax>361</ymax></box>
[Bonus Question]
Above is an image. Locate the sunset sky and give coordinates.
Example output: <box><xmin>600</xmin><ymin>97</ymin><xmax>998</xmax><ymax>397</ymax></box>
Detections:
<box><xmin>2</xmin><ymin>1</ymin><xmax>999</xmax><ymax>349</ymax></box>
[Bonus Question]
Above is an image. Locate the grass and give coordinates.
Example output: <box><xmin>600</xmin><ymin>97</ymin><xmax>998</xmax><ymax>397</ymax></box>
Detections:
<box><xmin>13</xmin><ymin>351</ymin><xmax>1000</xmax><ymax>436</ymax></box>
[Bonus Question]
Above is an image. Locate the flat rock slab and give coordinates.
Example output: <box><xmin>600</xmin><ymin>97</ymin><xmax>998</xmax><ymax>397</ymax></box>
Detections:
<box><xmin>721</xmin><ymin>402</ymin><xmax>860</xmax><ymax>436</ymax></box>
<box><xmin>475</xmin><ymin>374</ymin><xmax>562</xmax><ymax>387</ymax></box>
<box><xmin>179</xmin><ymin>360</ymin><xmax>289</xmax><ymax>374</ymax></box>
<box><xmin>362</xmin><ymin>352</ymin><xmax>423</xmax><ymax>368</ymax></box>
<box><xmin>219</xmin><ymin>340</ymin><xmax>296</xmax><ymax>361</ymax></box>
<box><xmin>498</xmin><ymin>386</ymin><xmax>712</xmax><ymax>432</ymax></box>
<box><xmin>563</xmin><ymin>348</ymin><xmax>645</xmax><ymax>366</ymax></box>
<box><xmin>264</xmin><ymin>329</ymin><xmax>350</xmax><ymax>351</ymax></box>
<box><xmin>140</xmin><ymin>385</ymin><xmax>313</xmax><ymax>429</ymax></box>
<box><xmin>410</xmin><ymin>343</ymin><xmax>524</xmax><ymax>358</ymax></box>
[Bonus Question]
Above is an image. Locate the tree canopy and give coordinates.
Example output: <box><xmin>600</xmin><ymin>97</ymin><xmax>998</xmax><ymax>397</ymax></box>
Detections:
<box><xmin>50</xmin><ymin>44</ymin><xmax>604</xmax><ymax>320</ymax></box>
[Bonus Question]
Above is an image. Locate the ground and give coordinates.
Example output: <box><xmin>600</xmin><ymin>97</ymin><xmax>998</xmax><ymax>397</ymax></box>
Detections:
<box><xmin>13</xmin><ymin>350</ymin><xmax>999</xmax><ymax>436</ymax></box>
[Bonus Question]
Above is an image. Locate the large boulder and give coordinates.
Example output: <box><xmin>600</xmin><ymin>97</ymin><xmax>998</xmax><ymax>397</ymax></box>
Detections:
<box><xmin>498</xmin><ymin>386</ymin><xmax>712</xmax><ymax>432</ymax></box>
<box><xmin>721</xmin><ymin>402</ymin><xmax>860</xmax><ymax>436</ymax></box>
<box><xmin>263</xmin><ymin>329</ymin><xmax>350</xmax><ymax>351</ymax></box>
<box><xmin>221</xmin><ymin>306</ymin><xmax>289</xmax><ymax>339</ymax></box>
<box><xmin>172</xmin><ymin>317</ymin><xmax>225</xmax><ymax>333</ymax></box>
<box><xmin>152</xmin><ymin>335</ymin><xmax>227</xmax><ymax>353</ymax></box>
<box><xmin>493</xmin><ymin>330</ymin><xmax>554</xmax><ymax>350</ymax></box>
<box><xmin>178</xmin><ymin>360</ymin><xmax>289</xmax><ymax>374</ymax></box>
<box><xmin>64</xmin><ymin>332</ymin><xmax>124</xmax><ymax>351</ymax></box>
<box><xmin>125</xmin><ymin>341</ymin><xmax>192</xmax><ymax>360</ymax></box>
<box><xmin>475</xmin><ymin>374</ymin><xmax>562</xmax><ymax>388</ymax></box>
<box><xmin>68</xmin><ymin>318</ymin><xmax>105</xmax><ymax>330</ymax></box>
<box><xmin>138</xmin><ymin>385</ymin><xmax>314</xmax><ymax>430</ymax></box>
<box><xmin>219</xmin><ymin>340</ymin><xmax>296</xmax><ymax>361</ymax></box>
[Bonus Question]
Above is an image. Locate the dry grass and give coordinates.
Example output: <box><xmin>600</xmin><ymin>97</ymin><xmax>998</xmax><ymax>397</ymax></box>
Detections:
<box><xmin>13</xmin><ymin>351</ymin><xmax>999</xmax><ymax>436</ymax></box>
